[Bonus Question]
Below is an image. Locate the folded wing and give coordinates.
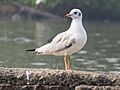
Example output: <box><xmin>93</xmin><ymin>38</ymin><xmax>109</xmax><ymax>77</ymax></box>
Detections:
<box><xmin>35</xmin><ymin>31</ymin><xmax>76</xmax><ymax>54</ymax></box>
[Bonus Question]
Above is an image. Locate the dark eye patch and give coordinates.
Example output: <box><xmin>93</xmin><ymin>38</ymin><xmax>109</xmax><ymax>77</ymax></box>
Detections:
<box><xmin>74</xmin><ymin>12</ymin><xmax>77</xmax><ymax>14</ymax></box>
<box><xmin>79</xmin><ymin>13</ymin><xmax>81</xmax><ymax>16</ymax></box>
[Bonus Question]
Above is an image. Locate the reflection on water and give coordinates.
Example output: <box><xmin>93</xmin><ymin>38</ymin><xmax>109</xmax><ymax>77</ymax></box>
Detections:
<box><xmin>0</xmin><ymin>36</ymin><xmax>33</xmax><ymax>44</ymax></box>
<box><xmin>0</xmin><ymin>20</ymin><xmax>120</xmax><ymax>73</ymax></box>
<box><xmin>31</xmin><ymin>62</ymin><xmax>47</xmax><ymax>66</ymax></box>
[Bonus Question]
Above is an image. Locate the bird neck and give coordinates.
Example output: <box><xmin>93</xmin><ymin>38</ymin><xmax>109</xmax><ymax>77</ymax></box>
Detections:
<box><xmin>69</xmin><ymin>18</ymin><xmax>84</xmax><ymax>33</ymax></box>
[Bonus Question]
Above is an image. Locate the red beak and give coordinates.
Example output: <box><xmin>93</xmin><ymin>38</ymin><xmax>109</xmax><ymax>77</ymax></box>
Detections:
<box><xmin>65</xmin><ymin>13</ymin><xmax>72</xmax><ymax>17</ymax></box>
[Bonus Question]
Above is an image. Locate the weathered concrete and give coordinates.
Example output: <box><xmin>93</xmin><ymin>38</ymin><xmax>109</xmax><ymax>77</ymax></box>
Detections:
<box><xmin>76</xmin><ymin>85</ymin><xmax>120</xmax><ymax>90</ymax></box>
<box><xmin>0</xmin><ymin>68</ymin><xmax>119</xmax><ymax>90</ymax></box>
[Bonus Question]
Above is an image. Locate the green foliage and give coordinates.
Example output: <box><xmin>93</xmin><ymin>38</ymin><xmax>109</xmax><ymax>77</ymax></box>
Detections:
<box><xmin>15</xmin><ymin>0</ymin><xmax>35</xmax><ymax>6</ymax></box>
<box><xmin>1</xmin><ymin>0</ymin><xmax>120</xmax><ymax>11</ymax></box>
<box><xmin>0</xmin><ymin>0</ymin><xmax>35</xmax><ymax>6</ymax></box>
<box><xmin>45</xmin><ymin>0</ymin><xmax>120</xmax><ymax>19</ymax></box>
<box><xmin>45</xmin><ymin>0</ymin><xmax>67</xmax><ymax>7</ymax></box>
<box><xmin>0</xmin><ymin>0</ymin><xmax>120</xmax><ymax>20</ymax></box>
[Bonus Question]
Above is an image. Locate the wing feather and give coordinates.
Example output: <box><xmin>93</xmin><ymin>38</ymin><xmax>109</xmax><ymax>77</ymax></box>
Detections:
<box><xmin>35</xmin><ymin>31</ymin><xmax>76</xmax><ymax>54</ymax></box>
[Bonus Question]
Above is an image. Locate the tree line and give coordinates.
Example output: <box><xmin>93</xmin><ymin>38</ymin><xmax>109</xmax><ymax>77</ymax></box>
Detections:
<box><xmin>0</xmin><ymin>0</ymin><xmax>120</xmax><ymax>21</ymax></box>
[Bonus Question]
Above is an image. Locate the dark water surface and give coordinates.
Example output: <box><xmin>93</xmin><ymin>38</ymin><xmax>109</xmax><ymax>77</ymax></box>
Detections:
<box><xmin>0</xmin><ymin>19</ymin><xmax>120</xmax><ymax>73</ymax></box>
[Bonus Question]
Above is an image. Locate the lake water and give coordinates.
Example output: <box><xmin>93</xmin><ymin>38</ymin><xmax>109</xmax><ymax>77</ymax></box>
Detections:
<box><xmin>0</xmin><ymin>19</ymin><xmax>120</xmax><ymax>73</ymax></box>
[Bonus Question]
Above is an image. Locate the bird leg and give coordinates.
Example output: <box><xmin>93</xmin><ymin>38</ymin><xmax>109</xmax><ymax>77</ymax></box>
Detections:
<box><xmin>64</xmin><ymin>54</ymin><xmax>67</xmax><ymax>70</ymax></box>
<box><xmin>67</xmin><ymin>55</ymin><xmax>72</xmax><ymax>70</ymax></box>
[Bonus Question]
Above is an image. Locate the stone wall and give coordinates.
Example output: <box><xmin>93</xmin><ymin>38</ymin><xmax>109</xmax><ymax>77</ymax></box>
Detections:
<box><xmin>0</xmin><ymin>68</ymin><xmax>119</xmax><ymax>90</ymax></box>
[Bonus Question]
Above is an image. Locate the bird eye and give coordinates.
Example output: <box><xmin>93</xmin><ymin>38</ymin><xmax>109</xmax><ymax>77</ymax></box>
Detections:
<box><xmin>79</xmin><ymin>13</ymin><xmax>81</xmax><ymax>16</ymax></box>
<box><xmin>74</xmin><ymin>12</ymin><xmax>77</xmax><ymax>14</ymax></box>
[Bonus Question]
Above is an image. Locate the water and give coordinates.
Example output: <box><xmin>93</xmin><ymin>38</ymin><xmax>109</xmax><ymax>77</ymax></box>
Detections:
<box><xmin>0</xmin><ymin>19</ymin><xmax>120</xmax><ymax>72</ymax></box>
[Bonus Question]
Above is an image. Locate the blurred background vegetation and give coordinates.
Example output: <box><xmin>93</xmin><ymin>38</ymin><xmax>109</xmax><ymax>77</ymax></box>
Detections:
<box><xmin>0</xmin><ymin>0</ymin><xmax>120</xmax><ymax>21</ymax></box>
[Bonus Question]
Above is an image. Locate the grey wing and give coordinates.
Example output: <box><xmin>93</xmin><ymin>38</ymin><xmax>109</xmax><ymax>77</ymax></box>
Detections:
<box><xmin>49</xmin><ymin>32</ymin><xmax>76</xmax><ymax>52</ymax></box>
<box><xmin>35</xmin><ymin>31</ymin><xmax>76</xmax><ymax>54</ymax></box>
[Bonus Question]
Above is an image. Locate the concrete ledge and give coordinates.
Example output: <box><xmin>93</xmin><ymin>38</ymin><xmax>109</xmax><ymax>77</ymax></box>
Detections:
<box><xmin>76</xmin><ymin>85</ymin><xmax>120</xmax><ymax>90</ymax></box>
<box><xmin>0</xmin><ymin>68</ymin><xmax>119</xmax><ymax>90</ymax></box>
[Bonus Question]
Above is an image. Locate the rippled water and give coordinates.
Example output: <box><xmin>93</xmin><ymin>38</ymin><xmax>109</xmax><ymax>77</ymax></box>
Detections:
<box><xmin>0</xmin><ymin>20</ymin><xmax>120</xmax><ymax>72</ymax></box>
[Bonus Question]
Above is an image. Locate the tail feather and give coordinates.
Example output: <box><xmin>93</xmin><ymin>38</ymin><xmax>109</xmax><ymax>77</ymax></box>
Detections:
<box><xmin>26</xmin><ymin>49</ymin><xmax>35</xmax><ymax>51</ymax></box>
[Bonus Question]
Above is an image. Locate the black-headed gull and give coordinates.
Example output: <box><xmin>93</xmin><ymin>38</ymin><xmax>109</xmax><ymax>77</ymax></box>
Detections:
<box><xmin>27</xmin><ymin>9</ymin><xmax>87</xmax><ymax>70</ymax></box>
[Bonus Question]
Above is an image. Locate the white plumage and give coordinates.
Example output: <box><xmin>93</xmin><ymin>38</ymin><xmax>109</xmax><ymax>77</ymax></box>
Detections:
<box><xmin>35</xmin><ymin>9</ymin><xmax>87</xmax><ymax>55</ymax></box>
<box><xmin>27</xmin><ymin>9</ymin><xmax>87</xmax><ymax>70</ymax></box>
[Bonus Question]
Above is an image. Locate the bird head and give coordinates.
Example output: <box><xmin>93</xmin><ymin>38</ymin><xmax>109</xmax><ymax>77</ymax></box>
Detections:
<box><xmin>65</xmin><ymin>9</ymin><xmax>82</xmax><ymax>19</ymax></box>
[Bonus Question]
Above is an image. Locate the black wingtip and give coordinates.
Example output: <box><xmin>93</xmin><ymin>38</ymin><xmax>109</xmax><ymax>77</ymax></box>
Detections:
<box><xmin>26</xmin><ymin>49</ymin><xmax>35</xmax><ymax>51</ymax></box>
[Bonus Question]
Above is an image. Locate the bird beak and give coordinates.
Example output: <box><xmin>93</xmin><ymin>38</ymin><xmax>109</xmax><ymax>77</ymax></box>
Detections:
<box><xmin>65</xmin><ymin>13</ymin><xmax>72</xmax><ymax>17</ymax></box>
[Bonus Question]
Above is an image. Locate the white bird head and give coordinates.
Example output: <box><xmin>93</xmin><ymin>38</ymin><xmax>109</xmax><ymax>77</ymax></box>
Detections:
<box><xmin>65</xmin><ymin>9</ymin><xmax>82</xmax><ymax>20</ymax></box>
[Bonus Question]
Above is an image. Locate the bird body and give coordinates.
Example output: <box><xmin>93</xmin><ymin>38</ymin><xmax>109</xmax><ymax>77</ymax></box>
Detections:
<box><xmin>27</xmin><ymin>9</ymin><xmax>87</xmax><ymax>70</ymax></box>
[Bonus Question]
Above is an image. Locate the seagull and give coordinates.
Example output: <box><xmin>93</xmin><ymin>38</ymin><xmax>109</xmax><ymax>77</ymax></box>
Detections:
<box><xmin>26</xmin><ymin>9</ymin><xmax>87</xmax><ymax>70</ymax></box>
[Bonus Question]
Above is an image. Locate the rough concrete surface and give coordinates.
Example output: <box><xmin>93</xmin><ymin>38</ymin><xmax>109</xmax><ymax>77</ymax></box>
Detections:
<box><xmin>0</xmin><ymin>68</ymin><xmax>119</xmax><ymax>90</ymax></box>
<box><xmin>76</xmin><ymin>85</ymin><xmax>120</xmax><ymax>90</ymax></box>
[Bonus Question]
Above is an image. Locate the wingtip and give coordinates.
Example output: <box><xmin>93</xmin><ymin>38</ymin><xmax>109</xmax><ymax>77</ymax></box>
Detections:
<box><xmin>26</xmin><ymin>49</ymin><xmax>35</xmax><ymax>51</ymax></box>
